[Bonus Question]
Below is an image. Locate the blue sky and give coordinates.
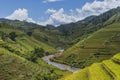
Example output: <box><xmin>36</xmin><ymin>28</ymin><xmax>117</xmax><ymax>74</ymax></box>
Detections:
<box><xmin>0</xmin><ymin>0</ymin><xmax>120</xmax><ymax>26</ymax></box>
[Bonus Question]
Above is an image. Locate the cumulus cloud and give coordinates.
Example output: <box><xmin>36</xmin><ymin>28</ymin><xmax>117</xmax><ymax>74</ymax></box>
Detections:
<box><xmin>5</xmin><ymin>0</ymin><xmax>120</xmax><ymax>26</ymax></box>
<box><xmin>40</xmin><ymin>0</ymin><xmax>120</xmax><ymax>26</ymax></box>
<box><xmin>6</xmin><ymin>8</ymin><xmax>35</xmax><ymax>23</ymax></box>
<box><xmin>39</xmin><ymin>8</ymin><xmax>79</xmax><ymax>26</ymax></box>
<box><xmin>43</xmin><ymin>0</ymin><xmax>62</xmax><ymax>3</ymax></box>
<box><xmin>76</xmin><ymin>0</ymin><xmax>120</xmax><ymax>18</ymax></box>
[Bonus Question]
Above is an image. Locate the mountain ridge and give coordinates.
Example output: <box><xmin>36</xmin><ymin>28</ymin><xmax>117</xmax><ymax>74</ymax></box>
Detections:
<box><xmin>0</xmin><ymin>7</ymin><xmax>120</xmax><ymax>80</ymax></box>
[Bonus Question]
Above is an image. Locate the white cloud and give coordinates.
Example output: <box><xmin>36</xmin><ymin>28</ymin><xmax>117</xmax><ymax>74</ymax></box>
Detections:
<box><xmin>6</xmin><ymin>8</ymin><xmax>35</xmax><ymax>23</ymax></box>
<box><xmin>43</xmin><ymin>0</ymin><xmax>62</xmax><ymax>3</ymax></box>
<box><xmin>40</xmin><ymin>0</ymin><xmax>120</xmax><ymax>26</ymax></box>
<box><xmin>39</xmin><ymin>8</ymin><xmax>79</xmax><ymax>26</ymax></box>
<box><xmin>5</xmin><ymin>0</ymin><xmax>120</xmax><ymax>26</ymax></box>
<box><xmin>77</xmin><ymin>0</ymin><xmax>120</xmax><ymax>18</ymax></box>
<box><xmin>46</xmin><ymin>9</ymin><xmax>57</xmax><ymax>13</ymax></box>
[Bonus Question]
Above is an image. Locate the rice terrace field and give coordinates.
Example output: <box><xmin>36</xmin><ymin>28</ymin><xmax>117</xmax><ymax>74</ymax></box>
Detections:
<box><xmin>0</xmin><ymin>0</ymin><xmax>120</xmax><ymax>80</ymax></box>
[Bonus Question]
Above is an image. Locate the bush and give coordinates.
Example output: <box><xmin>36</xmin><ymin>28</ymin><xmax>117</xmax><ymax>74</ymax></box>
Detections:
<box><xmin>34</xmin><ymin>48</ymin><xmax>45</xmax><ymax>58</ymax></box>
<box><xmin>25</xmin><ymin>52</ymin><xmax>37</xmax><ymax>63</ymax></box>
<box><xmin>9</xmin><ymin>32</ymin><xmax>17</xmax><ymax>41</ymax></box>
<box><xmin>30</xmin><ymin>54</ymin><xmax>37</xmax><ymax>63</ymax></box>
<box><xmin>27</xmin><ymin>48</ymin><xmax>46</xmax><ymax>62</ymax></box>
<box><xmin>27</xmin><ymin>32</ymin><xmax>32</xmax><ymax>36</ymax></box>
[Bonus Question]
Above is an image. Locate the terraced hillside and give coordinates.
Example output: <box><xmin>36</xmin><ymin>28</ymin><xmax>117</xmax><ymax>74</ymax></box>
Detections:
<box><xmin>1</xmin><ymin>7</ymin><xmax>120</xmax><ymax>49</ymax></box>
<box><xmin>55</xmin><ymin>22</ymin><xmax>120</xmax><ymax>68</ymax></box>
<box><xmin>0</xmin><ymin>22</ymin><xmax>72</xmax><ymax>80</ymax></box>
<box><xmin>0</xmin><ymin>19</ymin><xmax>76</xmax><ymax>48</ymax></box>
<box><xmin>0</xmin><ymin>22</ymin><xmax>57</xmax><ymax>56</ymax></box>
<box><xmin>61</xmin><ymin>53</ymin><xmax>120</xmax><ymax>80</ymax></box>
<box><xmin>0</xmin><ymin>48</ymin><xmax>59</xmax><ymax>80</ymax></box>
<box><xmin>0</xmin><ymin>7</ymin><xmax>120</xmax><ymax>80</ymax></box>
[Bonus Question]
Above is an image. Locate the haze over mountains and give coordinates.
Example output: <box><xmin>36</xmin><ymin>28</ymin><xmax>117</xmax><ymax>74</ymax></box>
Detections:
<box><xmin>0</xmin><ymin>6</ymin><xmax>120</xmax><ymax>80</ymax></box>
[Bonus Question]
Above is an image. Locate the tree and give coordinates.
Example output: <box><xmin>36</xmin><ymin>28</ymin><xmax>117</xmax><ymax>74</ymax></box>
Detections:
<box><xmin>27</xmin><ymin>31</ymin><xmax>32</xmax><ymax>36</ymax></box>
<box><xmin>25</xmin><ymin>51</ymin><xmax>37</xmax><ymax>63</ymax></box>
<box><xmin>30</xmin><ymin>54</ymin><xmax>37</xmax><ymax>63</ymax></box>
<box><xmin>34</xmin><ymin>48</ymin><xmax>45</xmax><ymax>58</ymax></box>
<box><xmin>9</xmin><ymin>32</ymin><xmax>17</xmax><ymax>41</ymax></box>
<box><xmin>27</xmin><ymin>48</ymin><xmax>46</xmax><ymax>63</ymax></box>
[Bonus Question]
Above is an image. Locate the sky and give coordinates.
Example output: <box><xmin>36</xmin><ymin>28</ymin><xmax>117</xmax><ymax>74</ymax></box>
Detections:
<box><xmin>0</xmin><ymin>0</ymin><xmax>120</xmax><ymax>26</ymax></box>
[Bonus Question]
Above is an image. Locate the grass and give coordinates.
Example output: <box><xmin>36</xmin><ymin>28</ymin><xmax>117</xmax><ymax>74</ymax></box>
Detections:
<box><xmin>16</xmin><ymin>35</ymin><xmax>57</xmax><ymax>54</ymax></box>
<box><xmin>0</xmin><ymin>23</ymin><xmax>70</xmax><ymax>80</ymax></box>
<box><xmin>55</xmin><ymin>23</ymin><xmax>120</xmax><ymax>68</ymax></box>
<box><xmin>0</xmin><ymin>48</ymin><xmax>58</xmax><ymax>80</ymax></box>
<box><xmin>113</xmin><ymin>53</ymin><xmax>120</xmax><ymax>60</ymax></box>
<box><xmin>61</xmin><ymin>68</ymin><xmax>88</xmax><ymax>80</ymax></box>
<box><xmin>0</xmin><ymin>26</ymin><xmax>57</xmax><ymax>54</ymax></box>
<box><xmin>89</xmin><ymin>63</ymin><xmax>112</xmax><ymax>80</ymax></box>
<box><xmin>62</xmin><ymin>52</ymin><xmax>120</xmax><ymax>80</ymax></box>
<box><xmin>0</xmin><ymin>12</ymin><xmax>120</xmax><ymax>80</ymax></box>
<box><xmin>103</xmin><ymin>60</ymin><xmax>120</xmax><ymax>80</ymax></box>
<box><xmin>104</xmin><ymin>12</ymin><xmax>120</xmax><ymax>25</ymax></box>
<box><xmin>0</xmin><ymin>46</ymin><xmax>71</xmax><ymax>80</ymax></box>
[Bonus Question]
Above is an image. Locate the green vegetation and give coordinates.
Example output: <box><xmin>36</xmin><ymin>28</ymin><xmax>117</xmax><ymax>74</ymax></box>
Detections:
<box><xmin>0</xmin><ymin>48</ymin><xmax>58</xmax><ymax>80</ymax></box>
<box><xmin>1</xmin><ymin>7</ymin><xmax>120</xmax><ymax>49</ymax></box>
<box><xmin>0</xmin><ymin>7</ymin><xmax>120</xmax><ymax>80</ymax></box>
<box><xmin>0</xmin><ymin>22</ymin><xmax>71</xmax><ymax>80</ymax></box>
<box><xmin>9</xmin><ymin>32</ymin><xmax>17</xmax><ymax>41</ymax></box>
<box><xmin>61</xmin><ymin>68</ymin><xmax>88</xmax><ymax>80</ymax></box>
<box><xmin>62</xmin><ymin>53</ymin><xmax>120</xmax><ymax>80</ymax></box>
<box><xmin>89</xmin><ymin>63</ymin><xmax>112</xmax><ymax>80</ymax></box>
<box><xmin>103</xmin><ymin>60</ymin><xmax>120</xmax><ymax>80</ymax></box>
<box><xmin>104</xmin><ymin>12</ymin><xmax>120</xmax><ymax>25</ymax></box>
<box><xmin>55</xmin><ymin>22</ymin><xmax>120</xmax><ymax>68</ymax></box>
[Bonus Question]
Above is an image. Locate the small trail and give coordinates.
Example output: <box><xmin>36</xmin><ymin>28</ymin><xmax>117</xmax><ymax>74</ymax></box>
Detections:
<box><xmin>42</xmin><ymin>53</ymin><xmax>80</xmax><ymax>72</ymax></box>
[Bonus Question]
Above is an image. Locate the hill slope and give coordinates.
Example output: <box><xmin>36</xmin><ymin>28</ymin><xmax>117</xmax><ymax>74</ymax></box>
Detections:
<box><xmin>0</xmin><ymin>22</ymin><xmax>64</xmax><ymax>80</ymax></box>
<box><xmin>0</xmin><ymin>22</ymin><xmax>57</xmax><ymax>54</ymax></box>
<box><xmin>0</xmin><ymin>47</ymin><xmax>59</xmax><ymax>80</ymax></box>
<box><xmin>0</xmin><ymin>19</ymin><xmax>73</xmax><ymax>48</ymax></box>
<box><xmin>61</xmin><ymin>52</ymin><xmax>120</xmax><ymax>80</ymax></box>
<box><xmin>54</xmin><ymin>22</ymin><xmax>120</xmax><ymax>68</ymax></box>
<box><xmin>57</xmin><ymin>7</ymin><xmax>120</xmax><ymax>45</ymax></box>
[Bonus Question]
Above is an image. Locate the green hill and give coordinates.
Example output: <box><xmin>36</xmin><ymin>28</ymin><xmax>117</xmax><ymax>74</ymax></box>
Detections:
<box><xmin>54</xmin><ymin>22</ymin><xmax>120</xmax><ymax>68</ymax></box>
<box><xmin>0</xmin><ymin>22</ymin><xmax>71</xmax><ymax>80</ymax></box>
<box><xmin>0</xmin><ymin>22</ymin><xmax>57</xmax><ymax>54</ymax></box>
<box><xmin>1</xmin><ymin>7</ymin><xmax>120</xmax><ymax>49</ymax></box>
<box><xmin>57</xmin><ymin>7</ymin><xmax>120</xmax><ymax>46</ymax></box>
<box><xmin>61</xmin><ymin>52</ymin><xmax>120</xmax><ymax>80</ymax></box>
<box><xmin>105</xmin><ymin>12</ymin><xmax>120</xmax><ymax>25</ymax></box>
<box><xmin>0</xmin><ymin>7</ymin><xmax>120</xmax><ymax>80</ymax></box>
<box><xmin>0</xmin><ymin>19</ymin><xmax>74</xmax><ymax>48</ymax></box>
<box><xmin>0</xmin><ymin>47</ymin><xmax>59</xmax><ymax>80</ymax></box>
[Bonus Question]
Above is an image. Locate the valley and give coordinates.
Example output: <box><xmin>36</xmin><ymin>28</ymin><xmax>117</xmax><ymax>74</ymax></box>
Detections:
<box><xmin>0</xmin><ymin>7</ymin><xmax>120</xmax><ymax>80</ymax></box>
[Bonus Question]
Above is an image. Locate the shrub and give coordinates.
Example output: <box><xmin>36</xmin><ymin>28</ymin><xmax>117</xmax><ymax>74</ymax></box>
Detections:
<box><xmin>9</xmin><ymin>32</ymin><xmax>17</xmax><ymax>41</ymax></box>
<box><xmin>27</xmin><ymin>32</ymin><xmax>32</xmax><ymax>36</ymax></box>
<box><xmin>34</xmin><ymin>48</ymin><xmax>45</xmax><ymax>58</ymax></box>
<box><xmin>25</xmin><ymin>52</ymin><xmax>37</xmax><ymax>63</ymax></box>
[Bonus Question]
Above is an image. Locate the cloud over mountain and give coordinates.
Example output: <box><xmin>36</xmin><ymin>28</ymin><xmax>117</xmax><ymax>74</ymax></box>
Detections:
<box><xmin>40</xmin><ymin>0</ymin><xmax>120</xmax><ymax>26</ymax></box>
<box><xmin>5</xmin><ymin>0</ymin><xmax>120</xmax><ymax>26</ymax></box>
<box><xmin>5</xmin><ymin>8</ymin><xmax>35</xmax><ymax>23</ymax></box>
